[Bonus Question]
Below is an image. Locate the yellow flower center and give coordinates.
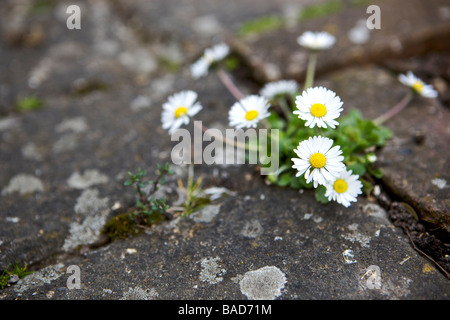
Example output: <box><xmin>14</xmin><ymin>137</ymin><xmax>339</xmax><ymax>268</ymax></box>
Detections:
<box><xmin>333</xmin><ymin>179</ymin><xmax>348</xmax><ymax>193</ymax></box>
<box><xmin>310</xmin><ymin>103</ymin><xmax>327</xmax><ymax>117</ymax></box>
<box><xmin>245</xmin><ymin>110</ymin><xmax>259</xmax><ymax>121</ymax></box>
<box><xmin>412</xmin><ymin>81</ymin><xmax>424</xmax><ymax>93</ymax></box>
<box><xmin>174</xmin><ymin>106</ymin><xmax>188</xmax><ymax>118</ymax></box>
<box><xmin>310</xmin><ymin>152</ymin><xmax>326</xmax><ymax>168</ymax></box>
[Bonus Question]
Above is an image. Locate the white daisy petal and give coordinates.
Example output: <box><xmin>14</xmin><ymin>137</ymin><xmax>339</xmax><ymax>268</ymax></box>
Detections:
<box><xmin>228</xmin><ymin>95</ymin><xmax>271</xmax><ymax>129</ymax></box>
<box><xmin>294</xmin><ymin>86</ymin><xmax>343</xmax><ymax>129</ymax></box>
<box><xmin>190</xmin><ymin>42</ymin><xmax>230</xmax><ymax>79</ymax></box>
<box><xmin>398</xmin><ymin>71</ymin><xmax>438</xmax><ymax>98</ymax></box>
<box><xmin>291</xmin><ymin>136</ymin><xmax>346</xmax><ymax>187</ymax></box>
<box><xmin>260</xmin><ymin>80</ymin><xmax>299</xmax><ymax>99</ymax></box>
<box><xmin>324</xmin><ymin>170</ymin><xmax>363</xmax><ymax>207</ymax></box>
<box><xmin>297</xmin><ymin>31</ymin><xmax>336</xmax><ymax>50</ymax></box>
<box><xmin>161</xmin><ymin>90</ymin><xmax>202</xmax><ymax>134</ymax></box>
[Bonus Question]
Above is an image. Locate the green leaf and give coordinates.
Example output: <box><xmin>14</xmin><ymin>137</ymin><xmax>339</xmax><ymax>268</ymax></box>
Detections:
<box><xmin>315</xmin><ymin>185</ymin><xmax>330</xmax><ymax>204</ymax></box>
<box><xmin>347</xmin><ymin>162</ymin><xmax>366</xmax><ymax>176</ymax></box>
<box><xmin>367</xmin><ymin>166</ymin><xmax>384</xmax><ymax>179</ymax></box>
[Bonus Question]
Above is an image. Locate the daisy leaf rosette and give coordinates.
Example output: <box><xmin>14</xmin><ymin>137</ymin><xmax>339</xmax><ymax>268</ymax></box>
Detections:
<box><xmin>292</xmin><ymin>136</ymin><xmax>346</xmax><ymax>188</ymax></box>
<box><xmin>161</xmin><ymin>90</ymin><xmax>202</xmax><ymax>134</ymax></box>
<box><xmin>228</xmin><ymin>95</ymin><xmax>271</xmax><ymax>129</ymax></box>
<box><xmin>398</xmin><ymin>71</ymin><xmax>438</xmax><ymax>98</ymax></box>
<box><xmin>324</xmin><ymin>169</ymin><xmax>363</xmax><ymax>207</ymax></box>
<box><xmin>294</xmin><ymin>86</ymin><xmax>343</xmax><ymax>129</ymax></box>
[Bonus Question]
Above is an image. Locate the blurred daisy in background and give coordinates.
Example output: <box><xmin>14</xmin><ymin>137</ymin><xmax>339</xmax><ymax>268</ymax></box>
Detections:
<box><xmin>297</xmin><ymin>31</ymin><xmax>336</xmax><ymax>50</ymax></box>
<box><xmin>161</xmin><ymin>90</ymin><xmax>202</xmax><ymax>134</ymax></box>
<box><xmin>324</xmin><ymin>170</ymin><xmax>363</xmax><ymax>207</ymax></box>
<box><xmin>292</xmin><ymin>136</ymin><xmax>346</xmax><ymax>188</ymax></box>
<box><xmin>398</xmin><ymin>71</ymin><xmax>438</xmax><ymax>98</ymax></box>
<box><xmin>229</xmin><ymin>95</ymin><xmax>271</xmax><ymax>129</ymax></box>
<box><xmin>260</xmin><ymin>80</ymin><xmax>299</xmax><ymax>99</ymax></box>
<box><xmin>294</xmin><ymin>86</ymin><xmax>343</xmax><ymax>129</ymax></box>
<box><xmin>190</xmin><ymin>42</ymin><xmax>230</xmax><ymax>79</ymax></box>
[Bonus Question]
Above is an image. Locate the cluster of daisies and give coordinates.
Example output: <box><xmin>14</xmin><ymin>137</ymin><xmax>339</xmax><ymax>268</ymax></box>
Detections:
<box><xmin>160</xmin><ymin>31</ymin><xmax>439</xmax><ymax>208</ymax></box>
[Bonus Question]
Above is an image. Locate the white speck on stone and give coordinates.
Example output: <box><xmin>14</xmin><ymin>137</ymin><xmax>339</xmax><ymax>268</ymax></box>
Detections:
<box><xmin>190</xmin><ymin>204</ymin><xmax>221</xmax><ymax>223</ymax></box>
<box><xmin>74</xmin><ymin>188</ymin><xmax>109</xmax><ymax>216</ymax></box>
<box><xmin>120</xmin><ymin>286</ymin><xmax>159</xmax><ymax>300</ymax></box>
<box><xmin>67</xmin><ymin>169</ymin><xmax>109</xmax><ymax>189</ymax></box>
<box><xmin>192</xmin><ymin>14</ymin><xmax>223</xmax><ymax>36</ymax></box>
<box><xmin>343</xmin><ymin>249</ymin><xmax>357</xmax><ymax>264</ymax></box>
<box><xmin>348</xmin><ymin>19</ymin><xmax>371</xmax><ymax>44</ymax></box>
<box><xmin>0</xmin><ymin>117</ymin><xmax>19</xmax><ymax>131</ymax></box>
<box><xmin>313</xmin><ymin>216</ymin><xmax>323</xmax><ymax>224</ymax></box>
<box><xmin>274</xmin><ymin>236</ymin><xmax>283</xmax><ymax>241</ymax></box>
<box><xmin>241</xmin><ymin>220</ymin><xmax>263</xmax><ymax>238</ymax></box>
<box><xmin>303</xmin><ymin>213</ymin><xmax>313</xmax><ymax>220</ymax></box>
<box><xmin>239</xmin><ymin>266</ymin><xmax>286</xmax><ymax>300</ymax></box>
<box><xmin>130</xmin><ymin>95</ymin><xmax>151</xmax><ymax>112</ymax></box>
<box><xmin>52</xmin><ymin>133</ymin><xmax>78</xmax><ymax>153</ymax></box>
<box><xmin>2</xmin><ymin>174</ymin><xmax>44</xmax><ymax>195</ymax></box>
<box><xmin>126</xmin><ymin>248</ymin><xmax>137</xmax><ymax>254</ymax></box>
<box><xmin>362</xmin><ymin>203</ymin><xmax>390</xmax><ymax>223</ymax></box>
<box><xmin>260</xmin><ymin>194</ymin><xmax>265</xmax><ymax>200</ymax></box>
<box><xmin>21</xmin><ymin>142</ymin><xmax>43</xmax><ymax>161</ymax></box>
<box><xmin>341</xmin><ymin>224</ymin><xmax>372</xmax><ymax>248</ymax></box>
<box><xmin>119</xmin><ymin>48</ymin><xmax>156</xmax><ymax>74</ymax></box>
<box><xmin>203</xmin><ymin>186</ymin><xmax>236</xmax><ymax>200</ymax></box>
<box><xmin>431</xmin><ymin>178</ymin><xmax>447</xmax><ymax>189</ymax></box>
<box><xmin>198</xmin><ymin>257</ymin><xmax>226</xmax><ymax>284</ymax></box>
<box><xmin>6</xmin><ymin>217</ymin><xmax>20</xmax><ymax>223</ymax></box>
<box><xmin>55</xmin><ymin>117</ymin><xmax>88</xmax><ymax>133</ymax></box>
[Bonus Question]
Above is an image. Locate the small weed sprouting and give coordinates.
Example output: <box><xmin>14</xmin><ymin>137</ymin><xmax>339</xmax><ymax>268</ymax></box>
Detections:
<box><xmin>0</xmin><ymin>263</ymin><xmax>33</xmax><ymax>290</ymax></box>
<box><xmin>124</xmin><ymin>163</ymin><xmax>175</xmax><ymax>225</ymax></box>
<box><xmin>103</xmin><ymin>162</ymin><xmax>212</xmax><ymax>241</ymax></box>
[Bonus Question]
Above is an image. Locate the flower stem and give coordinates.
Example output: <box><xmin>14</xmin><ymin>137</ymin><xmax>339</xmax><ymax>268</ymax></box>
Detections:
<box><xmin>304</xmin><ymin>51</ymin><xmax>318</xmax><ymax>91</ymax></box>
<box><xmin>217</xmin><ymin>68</ymin><xmax>245</xmax><ymax>101</ymax></box>
<box><xmin>193</xmin><ymin>121</ymin><xmax>258</xmax><ymax>152</ymax></box>
<box><xmin>373</xmin><ymin>91</ymin><xmax>413</xmax><ymax>125</ymax></box>
<box><xmin>278</xmin><ymin>97</ymin><xmax>292</xmax><ymax>120</ymax></box>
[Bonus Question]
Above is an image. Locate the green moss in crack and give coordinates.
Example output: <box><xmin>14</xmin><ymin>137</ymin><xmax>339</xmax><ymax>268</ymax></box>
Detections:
<box><xmin>0</xmin><ymin>263</ymin><xmax>33</xmax><ymax>290</ymax></box>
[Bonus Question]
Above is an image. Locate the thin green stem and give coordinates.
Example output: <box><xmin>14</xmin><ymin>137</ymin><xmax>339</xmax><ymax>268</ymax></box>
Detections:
<box><xmin>278</xmin><ymin>97</ymin><xmax>292</xmax><ymax>120</ymax></box>
<box><xmin>373</xmin><ymin>91</ymin><xmax>414</xmax><ymax>125</ymax></box>
<box><xmin>304</xmin><ymin>51</ymin><xmax>318</xmax><ymax>91</ymax></box>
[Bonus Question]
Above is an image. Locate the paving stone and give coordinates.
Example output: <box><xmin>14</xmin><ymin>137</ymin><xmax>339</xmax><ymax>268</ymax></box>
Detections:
<box><xmin>230</xmin><ymin>0</ymin><xmax>450</xmax><ymax>84</ymax></box>
<box><xmin>1</xmin><ymin>0</ymin><xmax>449</xmax><ymax>300</ymax></box>
<box><xmin>1</xmin><ymin>187</ymin><xmax>449</xmax><ymax>300</ymax></box>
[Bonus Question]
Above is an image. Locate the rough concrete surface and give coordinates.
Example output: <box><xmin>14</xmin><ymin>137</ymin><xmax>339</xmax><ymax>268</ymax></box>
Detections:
<box><xmin>0</xmin><ymin>0</ymin><xmax>449</xmax><ymax>301</ymax></box>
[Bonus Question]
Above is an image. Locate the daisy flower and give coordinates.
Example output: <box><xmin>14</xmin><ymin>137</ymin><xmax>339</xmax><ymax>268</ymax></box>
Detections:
<box><xmin>190</xmin><ymin>42</ymin><xmax>230</xmax><ymax>79</ymax></box>
<box><xmin>297</xmin><ymin>31</ymin><xmax>336</xmax><ymax>50</ymax></box>
<box><xmin>260</xmin><ymin>80</ymin><xmax>299</xmax><ymax>99</ymax></box>
<box><xmin>398</xmin><ymin>71</ymin><xmax>438</xmax><ymax>98</ymax></box>
<box><xmin>293</xmin><ymin>86</ymin><xmax>343</xmax><ymax>129</ymax></box>
<box><xmin>161</xmin><ymin>90</ymin><xmax>202</xmax><ymax>134</ymax></box>
<box><xmin>291</xmin><ymin>136</ymin><xmax>346</xmax><ymax>188</ymax></box>
<box><xmin>228</xmin><ymin>95</ymin><xmax>271</xmax><ymax>129</ymax></box>
<box><xmin>324</xmin><ymin>170</ymin><xmax>363</xmax><ymax>207</ymax></box>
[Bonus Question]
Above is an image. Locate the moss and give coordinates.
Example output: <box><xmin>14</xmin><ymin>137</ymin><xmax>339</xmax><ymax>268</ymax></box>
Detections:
<box><xmin>101</xmin><ymin>212</ymin><xmax>143</xmax><ymax>241</ymax></box>
<box><xmin>101</xmin><ymin>209</ymin><xmax>166</xmax><ymax>241</ymax></box>
<box><xmin>15</xmin><ymin>97</ymin><xmax>44</xmax><ymax>112</ymax></box>
<box><xmin>298</xmin><ymin>0</ymin><xmax>343</xmax><ymax>22</ymax></box>
<box><xmin>238</xmin><ymin>15</ymin><xmax>284</xmax><ymax>37</ymax></box>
